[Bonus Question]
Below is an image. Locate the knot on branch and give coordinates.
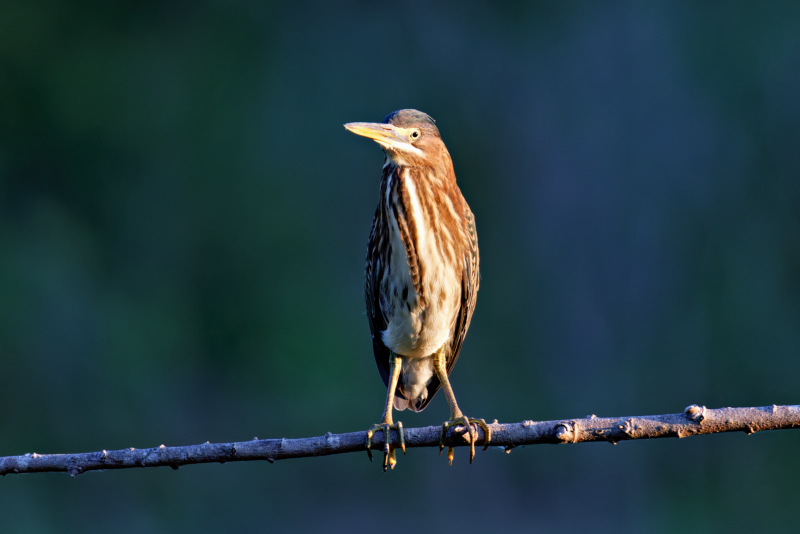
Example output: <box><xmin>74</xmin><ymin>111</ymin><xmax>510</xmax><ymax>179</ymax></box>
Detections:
<box><xmin>685</xmin><ymin>404</ymin><xmax>706</xmax><ymax>423</ymax></box>
<box><xmin>67</xmin><ymin>456</ymin><xmax>83</xmax><ymax>477</ymax></box>
<box><xmin>554</xmin><ymin>421</ymin><xmax>577</xmax><ymax>443</ymax></box>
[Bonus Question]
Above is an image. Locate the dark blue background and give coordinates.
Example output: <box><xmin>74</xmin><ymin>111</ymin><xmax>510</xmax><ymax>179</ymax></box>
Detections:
<box><xmin>2</xmin><ymin>1</ymin><xmax>799</xmax><ymax>532</ymax></box>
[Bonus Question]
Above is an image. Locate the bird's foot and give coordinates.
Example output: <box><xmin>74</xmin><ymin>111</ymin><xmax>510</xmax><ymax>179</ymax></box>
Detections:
<box><xmin>365</xmin><ymin>421</ymin><xmax>405</xmax><ymax>472</ymax></box>
<box><xmin>439</xmin><ymin>416</ymin><xmax>492</xmax><ymax>465</ymax></box>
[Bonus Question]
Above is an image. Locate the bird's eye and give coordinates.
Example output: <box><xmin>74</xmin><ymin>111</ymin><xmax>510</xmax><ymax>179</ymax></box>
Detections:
<box><xmin>410</xmin><ymin>130</ymin><xmax>420</xmax><ymax>140</ymax></box>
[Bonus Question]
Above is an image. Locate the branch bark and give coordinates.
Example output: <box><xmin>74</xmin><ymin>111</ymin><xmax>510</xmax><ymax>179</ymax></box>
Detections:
<box><xmin>2</xmin><ymin>404</ymin><xmax>798</xmax><ymax>477</ymax></box>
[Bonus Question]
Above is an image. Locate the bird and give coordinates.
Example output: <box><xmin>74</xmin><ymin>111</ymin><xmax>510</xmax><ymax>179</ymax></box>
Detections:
<box><xmin>344</xmin><ymin>109</ymin><xmax>490</xmax><ymax>471</ymax></box>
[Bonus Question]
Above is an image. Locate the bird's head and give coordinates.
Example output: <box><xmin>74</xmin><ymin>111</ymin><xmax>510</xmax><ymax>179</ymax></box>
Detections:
<box><xmin>345</xmin><ymin>109</ymin><xmax>450</xmax><ymax>169</ymax></box>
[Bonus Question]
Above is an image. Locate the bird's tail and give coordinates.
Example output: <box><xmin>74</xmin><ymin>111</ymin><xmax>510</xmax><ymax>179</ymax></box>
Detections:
<box><xmin>393</xmin><ymin>356</ymin><xmax>439</xmax><ymax>412</ymax></box>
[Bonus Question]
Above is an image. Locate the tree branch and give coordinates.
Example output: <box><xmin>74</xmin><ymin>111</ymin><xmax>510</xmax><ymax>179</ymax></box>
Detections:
<box><xmin>2</xmin><ymin>404</ymin><xmax>798</xmax><ymax>477</ymax></box>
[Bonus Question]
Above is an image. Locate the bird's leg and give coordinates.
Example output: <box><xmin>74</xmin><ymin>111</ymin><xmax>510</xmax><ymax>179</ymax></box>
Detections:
<box><xmin>432</xmin><ymin>345</ymin><xmax>491</xmax><ymax>465</ymax></box>
<box><xmin>365</xmin><ymin>353</ymin><xmax>405</xmax><ymax>472</ymax></box>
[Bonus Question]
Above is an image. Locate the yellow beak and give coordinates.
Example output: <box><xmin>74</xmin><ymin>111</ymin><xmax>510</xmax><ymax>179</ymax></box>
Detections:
<box><xmin>344</xmin><ymin>122</ymin><xmax>408</xmax><ymax>150</ymax></box>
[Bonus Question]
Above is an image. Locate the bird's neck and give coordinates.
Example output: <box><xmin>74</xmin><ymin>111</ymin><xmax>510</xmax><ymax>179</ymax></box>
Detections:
<box><xmin>379</xmin><ymin>163</ymin><xmax>466</xmax><ymax>273</ymax></box>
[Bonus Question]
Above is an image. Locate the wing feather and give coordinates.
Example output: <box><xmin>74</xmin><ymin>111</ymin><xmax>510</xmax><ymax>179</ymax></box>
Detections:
<box><xmin>366</xmin><ymin>168</ymin><xmax>392</xmax><ymax>386</ymax></box>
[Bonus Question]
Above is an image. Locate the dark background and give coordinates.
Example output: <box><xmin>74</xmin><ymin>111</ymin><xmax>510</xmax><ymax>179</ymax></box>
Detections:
<box><xmin>2</xmin><ymin>1</ymin><xmax>800</xmax><ymax>532</ymax></box>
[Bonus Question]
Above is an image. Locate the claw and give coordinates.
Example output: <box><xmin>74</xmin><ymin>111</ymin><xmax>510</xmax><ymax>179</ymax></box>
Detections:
<box><xmin>366</xmin><ymin>427</ymin><xmax>376</xmax><ymax>462</ymax></box>
<box><xmin>475</xmin><ymin>418</ymin><xmax>492</xmax><ymax>451</ymax></box>
<box><xmin>439</xmin><ymin>418</ymin><xmax>466</xmax><ymax>464</ymax></box>
<box><xmin>461</xmin><ymin>416</ymin><xmax>476</xmax><ymax>464</ymax></box>
<box><xmin>397</xmin><ymin>422</ymin><xmax>406</xmax><ymax>454</ymax></box>
<box><xmin>439</xmin><ymin>415</ymin><xmax>493</xmax><ymax>465</ymax></box>
<box><xmin>468</xmin><ymin>431</ymin><xmax>475</xmax><ymax>464</ymax></box>
<box><xmin>365</xmin><ymin>421</ymin><xmax>404</xmax><ymax>471</ymax></box>
<box><xmin>382</xmin><ymin>423</ymin><xmax>391</xmax><ymax>472</ymax></box>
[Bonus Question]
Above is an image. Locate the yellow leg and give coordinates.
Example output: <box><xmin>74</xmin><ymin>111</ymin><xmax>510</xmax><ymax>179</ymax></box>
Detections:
<box><xmin>432</xmin><ymin>345</ymin><xmax>491</xmax><ymax>465</ymax></box>
<box><xmin>365</xmin><ymin>353</ymin><xmax>406</xmax><ymax>472</ymax></box>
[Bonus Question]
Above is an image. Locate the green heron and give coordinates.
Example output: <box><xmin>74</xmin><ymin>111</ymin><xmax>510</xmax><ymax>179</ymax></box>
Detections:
<box><xmin>345</xmin><ymin>109</ymin><xmax>491</xmax><ymax>471</ymax></box>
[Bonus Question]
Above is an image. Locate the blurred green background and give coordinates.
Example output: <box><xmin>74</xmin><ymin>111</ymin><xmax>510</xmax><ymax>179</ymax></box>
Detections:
<box><xmin>2</xmin><ymin>1</ymin><xmax>800</xmax><ymax>532</ymax></box>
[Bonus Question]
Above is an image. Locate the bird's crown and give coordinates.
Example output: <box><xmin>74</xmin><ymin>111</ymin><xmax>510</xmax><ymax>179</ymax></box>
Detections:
<box><xmin>383</xmin><ymin>109</ymin><xmax>440</xmax><ymax>135</ymax></box>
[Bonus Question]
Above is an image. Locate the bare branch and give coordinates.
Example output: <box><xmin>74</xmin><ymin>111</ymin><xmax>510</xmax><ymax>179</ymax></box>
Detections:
<box><xmin>2</xmin><ymin>404</ymin><xmax>798</xmax><ymax>477</ymax></box>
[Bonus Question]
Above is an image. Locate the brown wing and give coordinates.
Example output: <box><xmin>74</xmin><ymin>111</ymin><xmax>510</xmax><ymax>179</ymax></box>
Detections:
<box><xmin>446</xmin><ymin>205</ymin><xmax>480</xmax><ymax>374</ymax></box>
<box><xmin>365</xmin><ymin>170</ymin><xmax>392</xmax><ymax>387</ymax></box>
